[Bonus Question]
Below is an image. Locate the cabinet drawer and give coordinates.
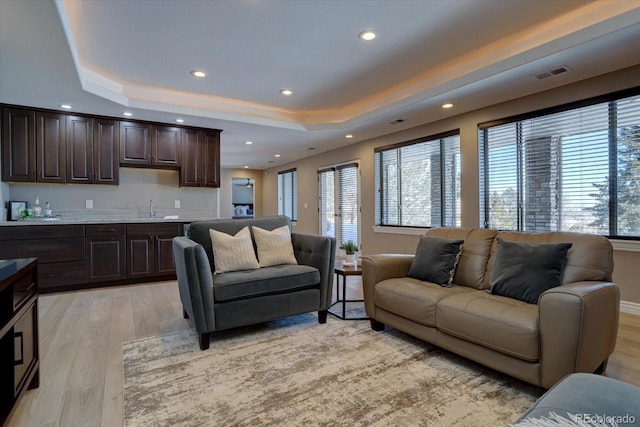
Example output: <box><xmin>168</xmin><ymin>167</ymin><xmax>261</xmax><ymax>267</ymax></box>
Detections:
<box><xmin>126</xmin><ymin>223</ymin><xmax>181</xmax><ymax>236</ymax></box>
<box><xmin>0</xmin><ymin>225</ymin><xmax>85</xmax><ymax>240</ymax></box>
<box><xmin>13</xmin><ymin>304</ymin><xmax>37</xmax><ymax>396</ymax></box>
<box><xmin>86</xmin><ymin>224</ymin><xmax>125</xmax><ymax>237</ymax></box>
<box><xmin>0</xmin><ymin>238</ymin><xmax>85</xmax><ymax>263</ymax></box>
<box><xmin>12</xmin><ymin>268</ymin><xmax>36</xmax><ymax>311</ymax></box>
<box><xmin>39</xmin><ymin>261</ymin><xmax>85</xmax><ymax>289</ymax></box>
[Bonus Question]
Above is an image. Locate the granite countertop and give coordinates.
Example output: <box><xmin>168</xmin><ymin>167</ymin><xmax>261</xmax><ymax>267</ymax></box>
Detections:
<box><xmin>0</xmin><ymin>217</ymin><xmax>216</xmax><ymax>226</ymax></box>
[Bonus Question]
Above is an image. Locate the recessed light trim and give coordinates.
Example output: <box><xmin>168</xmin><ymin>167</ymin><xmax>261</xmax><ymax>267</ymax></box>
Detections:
<box><xmin>123</xmin><ymin>111</ymin><xmax>133</xmax><ymax>117</ymax></box>
<box><xmin>243</xmin><ymin>165</ymin><xmax>249</xmax><ymax>169</ymax></box>
<box><xmin>274</xmin><ymin>154</ymin><xmax>281</xmax><ymax>158</ymax></box>
<box><xmin>191</xmin><ymin>70</ymin><xmax>206</xmax><ymax>78</ymax></box>
<box><xmin>245</xmin><ymin>141</ymin><xmax>253</xmax><ymax>145</ymax></box>
<box><xmin>176</xmin><ymin>118</ymin><xmax>184</xmax><ymax>123</ymax></box>
<box><xmin>60</xmin><ymin>104</ymin><xmax>72</xmax><ymax>109</ymax></box>
<box><xmin>359</xmin><ymin>30</ymin><xmax>377</xmax><ymax>41</ymax></box>
<box><xmin>442</xmin><ymin>103</ymin><xmax>454</xmax><ymax>109</ymax></box>
<box><xmin>280</xmin><ymin>89</ymin><xmax>293</xmax><ymax>96</ymax></box>
<box><xmin>345</xmin><ymin>134</ymin><xmax>353</xmax><ymax>139</ymax></box>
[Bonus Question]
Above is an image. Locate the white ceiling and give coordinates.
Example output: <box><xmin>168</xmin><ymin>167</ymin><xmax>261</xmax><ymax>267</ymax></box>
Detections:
<box><xmin>1</xmin><ymin>0</ymin><xmax>640</xmax><ymax>169</ymax></box>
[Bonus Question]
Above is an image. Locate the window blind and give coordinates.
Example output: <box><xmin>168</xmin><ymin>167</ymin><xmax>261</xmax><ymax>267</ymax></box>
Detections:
<box><xmin>318</xmin><ymin>163</ymin><xmax>359</xmax><ymax>246</ymax></box>
<box><xmin>278</xmin><ymin>169</ymin><xmax>297</xmax><ymax>221</ymax></box>
<box><xmin>375</xmin><ymin>130</ymin><xmax>461</xmax><ymax>228</ymax></box>
<box><xmin>479</xmin><ymin>88</ymin><xmax>640</xmax><ymax>238</ymax></box>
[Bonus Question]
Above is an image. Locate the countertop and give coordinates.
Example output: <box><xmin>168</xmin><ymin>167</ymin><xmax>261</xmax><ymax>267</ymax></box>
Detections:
<box><xmin>0</xmin><ymin>217</ymin><xmax>215</xmax><ymax>226</ymax></box>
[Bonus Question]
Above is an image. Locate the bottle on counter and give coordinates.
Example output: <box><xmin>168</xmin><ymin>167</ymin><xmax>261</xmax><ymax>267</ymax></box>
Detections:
<box><xmin>33</xmin><ymin>196</ymin><xmax>42</xmax><ymax>218</ymax></box>
<box><xmin>45</xmin><ymin>202</ymin><xmax>52</xmax><ymax>217</ymax></box>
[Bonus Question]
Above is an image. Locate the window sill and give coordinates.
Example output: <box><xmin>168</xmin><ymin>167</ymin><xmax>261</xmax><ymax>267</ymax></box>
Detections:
<box><xmin>373</xmin><ymin>226</ymin><xmax>640</xmax><ymax>252</ymax></box>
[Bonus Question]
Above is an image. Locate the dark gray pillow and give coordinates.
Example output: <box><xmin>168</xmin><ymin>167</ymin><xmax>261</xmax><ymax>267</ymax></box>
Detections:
<box><xmin>407</xmin><ymin>235</ymin><xmax>464</xmax><ymax>287</ymax></box>
<box><xmin>489</xmin><ymin>238</ymin><xmax>573</xmax><ymax>304</ymax></box>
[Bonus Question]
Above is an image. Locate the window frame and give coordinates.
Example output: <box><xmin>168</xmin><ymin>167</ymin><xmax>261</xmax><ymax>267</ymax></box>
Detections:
<box><xmin>374</xmin><ymin>129</ymin><xmax>461</xmax><ymax>229</ymax></box>
<box><xmin>478</xmin><ymin>86</ymin><xmax>640</xmax><ymax>239</ymax></box>
<box><xmin>318</xmin><ymin>161</ymin><xmax>360</xmax><ymax>248</ymax></box>
<box><xmin>277</xmin><ymin>168</ymin><xmax>297</xmax><ymax>222</ymax></box>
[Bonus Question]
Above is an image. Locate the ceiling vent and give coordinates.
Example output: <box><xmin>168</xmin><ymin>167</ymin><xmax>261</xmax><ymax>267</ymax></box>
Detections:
<box><xmin>389</xmin><ymin>119</ymin><xmax>406</xmax><ymax>125</ymax></box>
<box><xmin>535</xmin><ymin>66</ymin><xmax>570</xmax><ymax>80</ymax></box>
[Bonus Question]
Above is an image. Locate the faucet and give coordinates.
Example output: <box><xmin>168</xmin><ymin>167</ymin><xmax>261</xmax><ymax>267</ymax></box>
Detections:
<box><xmin>149</xmin><ymin>200</ymin><xmax>154</xmax><ymax>218</ymax></box>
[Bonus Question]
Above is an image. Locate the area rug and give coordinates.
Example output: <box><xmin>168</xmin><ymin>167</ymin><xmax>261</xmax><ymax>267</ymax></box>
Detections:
<box><xmin>123</xmin><ymin>314</ymin><xmax>542</xmax><ymax>426</ymax></box>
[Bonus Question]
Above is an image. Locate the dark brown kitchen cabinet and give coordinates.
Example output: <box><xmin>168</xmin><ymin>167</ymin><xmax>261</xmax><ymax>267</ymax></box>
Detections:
<box><xmin>1</xmin><ymin>107</ymin><xmax>36</xmax><ymax>182</ymax></box>
<box><xmin>180</xmin><ymin>128</ymin><xmax>220</xmax><ymax>187</ymax></box>
<box><xmin>86</xmin><ymin>224</ymin><xmax>126</xmax><ymax>282</ymax></box>
<box><xmin>0</xmin><ymin>258</ymin><xmax>39</xmax><ymax>426</ymax></box>
<box><xmin>36</xmin><ymin>112</ymin><xmax>66</xmax><ymax>183</ymax></box>
<box><xmin>120</xmin><ymin>122</ymin><xmax>181</xmax><ymax>168</ymax></box>
<box><xmin>126</xmin><ymin>223</ymin><xmax>181</xmax><ymax>279</ymax></box>
<box><xmin>66</xmin><ymin>116</ymin><xmax>119</xmax><ymax>185</ymax></box>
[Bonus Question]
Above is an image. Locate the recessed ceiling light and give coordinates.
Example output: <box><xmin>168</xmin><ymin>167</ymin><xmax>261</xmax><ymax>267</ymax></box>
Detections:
<box><xmin>345</xmin><ymin>134</ymin><xmax>353</xmax><ymax>139</ymax></box>
<box><xmin>442</xmin><ymin>103</ymin><xmax>454</xmax><ymax>109</ymax></box>
<box><xmin>191</xmin><ymin>70</ymin><xmax>206</xmax><ymax>78</ymax></box>
<box><xmin>280</xmin><ymin>89</ymin><xmax>293</xmax><ymax>96</ymax></box>
<box><xmin>243</xmin><ymin>165</ymin><xmax>249</xmax><ymax>169</ymax></box>
<box><xmin>60</xmin><ymin>104</ymin><xmax>72</xmax><ymax>109</ymax></box>
<box><xmin>245</xmin><ymin>141</ymin><xmax>253</xmax><ymax>145</ymax></box>
<box><xmin>274</xmin><ymin>154</ymin><xmax>281</xmax><ymax>158</ymax></box>
<box><xmin>123</xmin><ymin>111</ymin><xmax>133</xmax><ymax>117</ymax></box>
<box><xmin>176</xmin><ymin>118</ymin><xmax>184</xmax><ymax>123</ymax></box>
<box><xmin>359</xmin><ymin>30</ymin><xmax>377</xmax><ymax>41</ymax></box>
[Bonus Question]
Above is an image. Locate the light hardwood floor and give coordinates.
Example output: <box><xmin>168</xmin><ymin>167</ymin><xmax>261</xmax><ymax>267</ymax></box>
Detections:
<box><xmin>6</xmin><ymin>280</ymin><xmax>640</xmax><ymax>426</ymax></box>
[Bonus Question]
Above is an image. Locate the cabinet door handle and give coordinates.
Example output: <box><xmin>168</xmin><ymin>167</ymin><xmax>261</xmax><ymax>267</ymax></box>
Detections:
<box><xmin>96</xmin><ymin>228</ymin><xmax>116</xmax><ymax>232</ymax></box>
<box><xmin>14</xmin><ymin>331</ymin><xmax>24</xmax><ymax>366</ymax></box>
<box><xmin>21</xmin><ymin>282</ymin><xmax>36</xmax><ymax>292</ymax></box>
<box><xmin>46</xmin><ymin>274</ymin><xmax>55</xmax><ymax>278</ymax></box>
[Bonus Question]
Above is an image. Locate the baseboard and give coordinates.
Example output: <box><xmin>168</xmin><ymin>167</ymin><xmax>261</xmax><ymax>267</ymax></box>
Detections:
<box><xmin>620</xmin><ymin>300</ymin><xmax>640</xmax><ymax>316</ymax></box>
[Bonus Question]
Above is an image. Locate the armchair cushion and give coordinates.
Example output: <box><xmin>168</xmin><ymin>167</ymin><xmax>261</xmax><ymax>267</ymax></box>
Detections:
<box><xmin>208</xmin><ymin>226</ymin><xmax>260</xmax><ymax>273</ymax></box>
<box><xmin>252</xmin><ymin>225</ymin><xmax>298</xmax><ymax>267</ymax></box>
<box><xmin>212</xmin><ymin>264</ymin><xmax>320</xmax><ymax>302</ymax></box>
<box><xmin>489</xmin><ymin>238</ymin><xmax>572</xmax><ymax>304</ymax></box>
<box><xmin>407</xmin><ymin>235</ymin><xmax>464</xmax><ymax>286</ymax></box>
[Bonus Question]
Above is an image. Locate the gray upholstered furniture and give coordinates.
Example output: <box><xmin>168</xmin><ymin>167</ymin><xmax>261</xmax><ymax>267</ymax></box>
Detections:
<box><xmin>362</xmin><ymin>227</ymin><xmax>620</xmax><ymax>389</ymax></box>
<box><xmin>173</xmin><ymin>216</ymin><xmax>336</xmax><ymax>350</ymax></box>
<box><xmin>513</xmin><ymin>373</ymin><xmax>640</xmax><ymax>425</ymax></box>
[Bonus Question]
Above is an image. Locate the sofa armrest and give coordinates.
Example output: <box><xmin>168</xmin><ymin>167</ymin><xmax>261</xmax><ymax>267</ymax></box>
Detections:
<box><xmin>361</xmin><ymin>254</ymin><xmax>414</xmax><ymax>317</ymax></box>
<box><xmin>538</xmin><ymin>281</ymin><xmax>620</xmax><ymax>388</ymax></box>
<box><xmin>172</xmin><ymin>237</ymin><xmax>216</xmax><ymax>334</ymax></box>
<box><xmin>291</xmin><ymin>233</ymin><xmax>336</xmax><ymax>310</ymax></box>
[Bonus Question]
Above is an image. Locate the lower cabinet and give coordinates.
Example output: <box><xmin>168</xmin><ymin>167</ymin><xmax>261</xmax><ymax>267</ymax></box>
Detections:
<box><xmin>126</xmin><ymin>223</ymin><xmax>181</xmax><ymax>279</ymax></box>
<box><xmin>86</xmin><ymin>224</ymin><xmax>126</xmax><ymax>282</ymax></box>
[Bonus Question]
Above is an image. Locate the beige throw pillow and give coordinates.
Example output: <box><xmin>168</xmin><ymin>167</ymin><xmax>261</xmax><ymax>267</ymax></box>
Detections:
<box><xmin>252</xmin><ymin>225</ymin><xmax>298</xmax><ymax>267</ymax></box>
<box><xmin>208</xmin><ymin>226</ymin><xmax>259</xmax><ymax>273</ymax></box>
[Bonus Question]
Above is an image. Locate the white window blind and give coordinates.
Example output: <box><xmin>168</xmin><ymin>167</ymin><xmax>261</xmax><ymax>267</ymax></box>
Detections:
<box><xmin>278</xmin><ymin>169</ymin><xmax>297</xmax><ymax>221</ymax></box>
<box><xmin>374</xmin><ymin>130</ymin><xmax>461</xmax><ymax>228</ymax></box>
<box><xmin>318</xmin><ymin>163</ymin><xmax>359</xmax><ymax>247</ymax></box>
<box><xmin>479</xmin><ymin>89</ymin><xmax>640</xmax><ymax>238</ymax></box>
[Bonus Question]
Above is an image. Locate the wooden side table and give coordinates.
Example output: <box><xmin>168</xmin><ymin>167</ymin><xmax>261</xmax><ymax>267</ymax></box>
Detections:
<box><xmin>329</xmin><ymin>261</ymin><xmax>367</xmax><ymax>320</ymax></box>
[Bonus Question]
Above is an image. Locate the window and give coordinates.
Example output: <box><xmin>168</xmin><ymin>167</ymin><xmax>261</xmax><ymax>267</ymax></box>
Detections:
<box><xmin>374</xmin><ymin>130</ymin><xmax>461</xmax><ymax>228</ymax></box>
<box><xmin>479</xmin><ymin>88</ymin><xmax>640</xmax><ymax>238</ymax></box>
<box><xmin>319</xmin><ymin>163</ymin><xmax>359</xmax><ymax>246</ymax></box>
<box><xmin>278</xmin><ymin>168</ymin><xmax>297</xmax><ymax>221</ymax></box>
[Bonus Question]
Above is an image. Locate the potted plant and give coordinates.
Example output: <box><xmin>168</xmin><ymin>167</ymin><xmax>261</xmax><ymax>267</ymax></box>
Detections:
<box><xmin>343</xmin><ymin>240</ymin><xmax>358</xmax><ymax>265</ymax></box>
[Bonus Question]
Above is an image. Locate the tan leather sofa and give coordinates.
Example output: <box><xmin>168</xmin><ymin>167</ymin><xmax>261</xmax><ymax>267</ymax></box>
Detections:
<box><xmin>362</xmin><ymin>227</ymin><xmax>619</xmax><ymax>389</ymax></box>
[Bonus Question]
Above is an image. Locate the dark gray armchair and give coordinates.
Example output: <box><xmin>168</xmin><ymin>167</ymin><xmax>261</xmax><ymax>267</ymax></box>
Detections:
<box><xmin>173</xmin><ymin>216</ymin><xmax>336</xmax><ymax>350</ymax></box>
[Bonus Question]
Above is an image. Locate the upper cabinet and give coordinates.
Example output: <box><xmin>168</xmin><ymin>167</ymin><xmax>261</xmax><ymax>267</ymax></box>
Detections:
<box><xmin>2</xmin><ymin>105</ymin><xmax>220</xmax><ymax>186</ymax></box>
<box><xmin>120</xmin><ymin>122</ymin><xmax>181</xmax><ymax>168</ymax></box>
<box><xmin>67</xmin><ymin>116</ymin><xmax>119</xmax><ymax>185</ymax></box>
<box><xmin>180</xmin><ymin>128</ymin><xmax>220</xmax><ymax>188</ymax></box>
<box><xmin>1</xmin><ymin>107</ymin><xmax>36</xmax><ymax>182</ymax></box>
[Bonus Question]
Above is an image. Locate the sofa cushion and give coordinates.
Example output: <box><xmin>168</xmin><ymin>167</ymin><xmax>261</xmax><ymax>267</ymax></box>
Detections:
<box><xmin>426</xmin><ymin>227</ymin><xmax>498</xmax><ymax>290</ymax></box>
<box><xmin>489</xmin><ymin>238</ymin><xmax>572</xmax><ymax>304</ymax></box>
<box><xmin>252</xmin><ymin>225</ymin><xmax>298</xmax><ymax>267</ymax></box>
<box><xmin>436</xmin><ymin>291</ymin><xmax>539</xmax><ymax>362</ymax></box>
<box><xmin>212</xmin><ymin>264</ymin><xmax>320</xmax><ymax>302</ymax></box>
<box><xmin>375</xmin><ymin>278</ymin><xmax>473</xmax><ymax>327</ymax></box>
<box><xmin>209</xmin><ymin>226</ymin><xmax>260</xmax><ymax>273</ymax></box>
<box><xmin>407</xmin><ymin>235</ymin><xmax>463</xmax><ymax>287</ymax></box>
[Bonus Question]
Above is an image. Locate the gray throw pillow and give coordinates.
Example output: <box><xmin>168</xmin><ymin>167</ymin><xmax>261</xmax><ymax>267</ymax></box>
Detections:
<box><xmin>489</xmin><ymin>238</ymin><xmax>573</xmax><ymax>304</ymax></box>
<box><xmin>407</xmin><ymin>235</ymin><xmax>464</xmax><ymax>287</ymax></box>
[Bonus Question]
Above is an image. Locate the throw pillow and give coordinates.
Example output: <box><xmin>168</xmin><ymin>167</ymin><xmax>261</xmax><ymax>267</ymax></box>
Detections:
<box><xmin>208</xmin><ymin>226</ymin><xmax>259</xmax><ymax>274</ymax></box>
<box><xmin>407</xmin><ymin>235</ymin><xmax>464</xmax><ymax>287</ymax></box>
<box><xmin>252</xmin><ymin>225</ymin><xmax>298</xmax><ymax>267</ymax></box>
<box><xmin>489</xmin><ymin>238</ymin><xmax>573</xmax><ymax>304</ymax></box>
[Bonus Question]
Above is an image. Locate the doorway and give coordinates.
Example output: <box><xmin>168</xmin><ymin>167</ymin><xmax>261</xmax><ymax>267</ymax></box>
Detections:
<box><xmin>231</xmin><ymin>178</ymin><xmax>255</xmax><ymax>218</ymax></box>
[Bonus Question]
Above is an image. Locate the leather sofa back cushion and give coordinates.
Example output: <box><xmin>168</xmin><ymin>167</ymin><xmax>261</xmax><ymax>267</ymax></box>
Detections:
<box><xmin>407</xmin><ymin>235</ymin><xmax>463</xmax><ymax>286</ymax></box>
<box><xmin>426</xmin><ymin>228</ymin><xmax>497</xmax><ymax>290</ymax></box>
<box><xmin>489</xmin><ymin>238</ymin><xmax>572</xmax><ymax>304</ymax></box>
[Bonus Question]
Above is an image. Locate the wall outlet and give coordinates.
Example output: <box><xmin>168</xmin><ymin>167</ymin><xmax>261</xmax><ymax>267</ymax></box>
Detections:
<box><xmin>174</xmin><ymin>200</ymin><xmax>181</xmax><ymax>209</ymax></box>
<box><xmin>85</xmin><ymin>199</ymin><xmax>93</xmax><ymax>209</ymax></box>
